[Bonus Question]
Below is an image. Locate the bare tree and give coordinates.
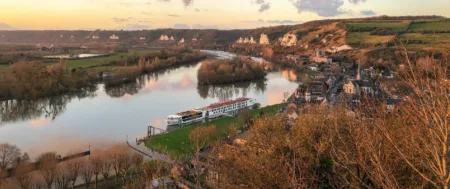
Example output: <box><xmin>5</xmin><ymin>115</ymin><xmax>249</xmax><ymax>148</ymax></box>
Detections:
<box><xmin>109</xmin><ymin>144</ymin><xmax>129</xmax><ymax>184</ymax></box>
<box><xmin>189</xmin><ymin>125</ymin><xmax>216</xmax><ymax>189</ymax></box>
<box><xmin>14</xmin><ymin>162</ymin><xmax>34</xmax><ymax>189</ymax></box>
<box><xmin>118</xmin><ymin>152</ymin><xmax>132</xmax><ymax>185</ymax></box>
<box><xmin>55</xmin><ymin>162</ymin><xmax>71</xmax><ymax>189</ymax></box>
<box><xmin>80</xmin><ymin>159</ymin><xmax>93</xmax><ymax>189</ymax></box>
<box><xmin>66</xmin><ymin>156</ymin><xmax>82</xmax><ymax>189</ymax></box>
<box><xmin>131</xmin><ymin>153</ymin><xmax>144</xmax><ymax>169</ymax></box>
<box><xmin>0</xmin><ymin>143</ymin><xmax>21</xmax><ymax>169</ymax></box>
<box><xmin>37</xmin><ymin>152</ymin><xmax>59</xmax><ymax>189</ymax></box>
<box><xmin>90</xmin><ymin>154</ymin><xmax>103</xmax><ymax>189</ymax></box>
<box><xmin>0</xmin><ymin>168</ymin><xmax>6</xmax><ymax>189</ymax></box>
<box><xmin>100</xmin><ymin>153</ymin><xmax>112</xmax><ymax>183</ymax></box>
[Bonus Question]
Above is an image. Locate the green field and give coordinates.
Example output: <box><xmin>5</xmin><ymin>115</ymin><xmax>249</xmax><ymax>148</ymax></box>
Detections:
<box><xmin>409</xmin><ymin>20</ymin><xmax>450</xmax><ymax>31</ymax></box>
<box><xmin>66</xmin><ymin>50</ymin><xmax>150</xmax><ymax>69</ymax></box>
<box><xmin>347</xmin><ymin>32</ymin><xmax>395</xmax><ymax>45</ymax></box>
<box><xmin>347</xmin><ymin>21</ymin><xmax>409</xmax><ymax>32</ymax></box>
<box><xmin>145</xmin><ymin>103</ymin><xmax>284</xmax><ymax>160</ymax></box>
<box><xmin>398</xmin><ymin>33</ymin><xmax>450</xmax><ymax>51</ymax></box>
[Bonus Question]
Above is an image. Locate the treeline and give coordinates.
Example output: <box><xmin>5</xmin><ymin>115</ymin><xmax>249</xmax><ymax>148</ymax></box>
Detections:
<box><xmin>103</xmin><ymin>49</ymin><xmax>207</xmax><ymax>86</ymax></box>
<box><xmin>0</xmin><ymin>143</ymin><xmax>147</xmax><ymax>189</ymax></box>
<box><xmin>0</xmin><ymin>60</ymin><xmax>97</xmax><ymax>101</ymax></box>
<box><xmin>197</xmin><ymin>57</ymin><xmax>267</xmax><ymax>85</ymax></box>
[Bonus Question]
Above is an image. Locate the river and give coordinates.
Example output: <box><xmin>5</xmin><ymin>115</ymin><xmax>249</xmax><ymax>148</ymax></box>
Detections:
<box><xmin>0</xmin><ymin>50</ymin><xmax>300</xmax><ymax>159</ymax></box>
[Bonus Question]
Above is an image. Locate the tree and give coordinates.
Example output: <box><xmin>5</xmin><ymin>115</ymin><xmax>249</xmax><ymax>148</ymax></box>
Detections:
<box><xmin>238</xmin><ymin>109</ymin><xmax>253</xmax><ymax>126</ymax></box>
<box><xmin>37</xmin><ymin>152</ymin><xmax>58</xmax><ymax>189</ymax></box>
<box><xmin>100</xmin><ymin>153</ymin><xmax>112</xmax><ymax>184</ymax></box>
<box><xmin>90</xmin><ymin>154</ymin><xmax>103</xmax><ymax>189</ymax></box>
<box><xmin>189</xmin><ymin>125</ymin><xmax>217</xmax><ymax>189</ymax></box>
<box><xmin>14</xmin><ymin>162</ymin><xmax>34</xmax><ymax>189</ymax></box>
<box><xmin>0</xmin><ymin>168</ymin><xmax>7</xmax><ymax>189</ymax></box>
<box><xmin>80</xmin><ymin>159</ymin><xmax>93</xmax><ymax>189</ymax></box>
<box><xmin>109</xmin><ymin>145</ymin><xmax>129</xmax><ymax>184</ymax></box>
<box><xmin>55</xmin><ymin>162</ymin><xmax>71</xmax><ymax>189</ymax></box>
<box><xmin>66</xmin><ymin>156</ymin><xmax>82</xmax><ymax>189</ymax></box>
<box><xmin>0</xmin><ymin>143</ymin><xmax>21</xmax><ymax>169</ymax></box>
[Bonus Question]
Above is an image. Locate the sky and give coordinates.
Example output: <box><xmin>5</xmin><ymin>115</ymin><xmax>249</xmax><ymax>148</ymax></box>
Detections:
<box><xmin>0</xmin><ymin>0</ymin><xmax>449</xmax><ymax>30</ymax></box>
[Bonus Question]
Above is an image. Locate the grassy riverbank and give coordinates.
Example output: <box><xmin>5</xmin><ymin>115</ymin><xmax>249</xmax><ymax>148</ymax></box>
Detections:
<box><xmin>145</xmin><ymin>103</ymin><xmax>284</xmax><ymax>160</ymax></box>
<box><xmin>67</xmin><ymin>50</ymin><xmax>151</xmax><ymax>69</ymax></box>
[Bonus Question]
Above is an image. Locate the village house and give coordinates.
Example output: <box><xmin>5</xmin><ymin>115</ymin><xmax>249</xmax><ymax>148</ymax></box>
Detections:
<box><xmin>286</xmin><ymin>55</ymin><xmax>301</xmax><ymax>63</ymax></box>
<box><xmin>310</xmin><ymin>49</ymin><xmax>332</xmax><ymax>64</ymax></box>
<box><xmin>170</xmin><ymin>36</ymin><xmax>175</xmax><ymax>41</ymax></box>
<box><xmin>139</xmin><ymin>37</ymin><xmax>146</xmax><ymax>40</ymax></box>
<box><xmin>295</xmin><ymin>80</ymin><xmax>329</xmax><ymax>104</ymax></box>
<box><xmin>92</xmin><ymin>35</ymin><xmax>99</xmax><ymax>39</ymax></box>
<box><xmin>179</xmin><ymin>38</ymin><xmax>185</xmax><ymax>44</ymax></box>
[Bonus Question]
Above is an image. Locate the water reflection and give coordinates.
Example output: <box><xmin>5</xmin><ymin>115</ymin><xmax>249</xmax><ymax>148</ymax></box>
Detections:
<box><xmin>0</xmin><ymin>86</ymin><xmax>97</xmax><ymax>125</ymax></box>
<box><xmin>197</xmin><ymin>79</ymin><xmax>267</xmax><ymax>102</ymax></box>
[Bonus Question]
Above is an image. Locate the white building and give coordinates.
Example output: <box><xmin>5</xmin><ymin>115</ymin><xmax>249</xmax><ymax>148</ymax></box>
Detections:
<box><xmin>92</xmin><ymin>36</ymin><xmax>99</xmax><ymax>39</ymax></box>
<box><xmin>259</xmin><ymin>33</ymin><xmax>270</xmax><ymax>45</ymax></box>
<box><xmin>179</xmin><ymin>38</ymin><xmax>185</xmax><ymax>44</ymax></box>
<box><xmin>160</xmin><ymin>35</ymin><xmax>169</xmax><ymax>41</ymax></box>
<box><xmin>140</xmin><ymin>37</ymin><xmax>146</xmax><ymax>40</ymax></box>
<box><xmin>170</xmin><ymin>36</ymin><xmax>175</xmax><ymax>41</ymax></box>
<box><xmin>110</xmin><ymin>34</ymin><xmax>119</xmax><ymax>40</ymax></box>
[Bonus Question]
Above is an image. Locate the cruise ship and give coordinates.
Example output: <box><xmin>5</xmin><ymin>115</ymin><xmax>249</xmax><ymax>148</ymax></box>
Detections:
<box><xmin>165</xmin><ymin>98</ymin><xmax>256</xmax><ymax>126</ymax></box>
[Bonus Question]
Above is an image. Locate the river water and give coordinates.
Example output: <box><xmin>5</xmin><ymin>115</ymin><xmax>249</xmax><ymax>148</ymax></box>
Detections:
<box><xmin>0</xmin><ymin>50</ymin><xmax>300</xmax><ymax>158</ymax></box>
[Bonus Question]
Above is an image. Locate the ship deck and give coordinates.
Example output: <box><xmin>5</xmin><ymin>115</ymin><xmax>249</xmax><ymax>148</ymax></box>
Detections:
<box><xmin>200</xmin><ymin>98</ymin><xmax>251</xmax><ymax>110</ymax></box>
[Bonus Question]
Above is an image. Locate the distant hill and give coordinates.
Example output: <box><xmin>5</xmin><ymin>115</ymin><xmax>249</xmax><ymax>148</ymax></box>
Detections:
<box><xmin>0</xmin><ymin>15</ymin><xmax>446</xmax><ymax>51</ymax></box>
<box><xmin>0</xmin><ymin>23</ymin><xmax>15</xmax><ymax>30</ymax></box>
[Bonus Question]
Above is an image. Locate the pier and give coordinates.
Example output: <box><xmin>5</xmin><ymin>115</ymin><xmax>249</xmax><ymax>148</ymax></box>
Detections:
<box><xmin>136</xmin><ymin>125</ymin><xmax>166</xmax><ymax>145</ymax></box>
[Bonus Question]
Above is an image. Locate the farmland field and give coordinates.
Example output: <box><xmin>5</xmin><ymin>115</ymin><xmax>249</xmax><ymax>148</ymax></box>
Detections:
<box><xmin>347</xmin><ymin>32</ymin><xmax>395</xmax><ymax>45</ymax></box>
<box><xmin>347</xmin><ymin>21</ymin><xmax>409</xmax><ymax>32</ymax></box>
<box><xmin>408</xmin><ymin>20</ymin><xmax>450</xmax><ymax>31</ymax></box>
<box><xmin>399</xmin><ymin>33</ymin><xmax>450</xmax><ymax>51</ymax></box>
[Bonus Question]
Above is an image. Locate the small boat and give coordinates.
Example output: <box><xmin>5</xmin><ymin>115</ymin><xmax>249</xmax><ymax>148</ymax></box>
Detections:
<box><xmin>165</xmin><ymin>98</ymin><xmax>256</xmax><ymax>126</ymax></box>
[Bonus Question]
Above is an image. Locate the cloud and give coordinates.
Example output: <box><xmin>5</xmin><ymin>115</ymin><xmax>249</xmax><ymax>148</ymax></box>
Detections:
<box><xmin>348</xmin><ymin>0</ymin><xmax>366</xmax><ymax>4</ymax></box>
<box><xmin>291</xmin><ymin>0</ymin><xmax>346</xmax><ymax>17</ymax></box>
<box><xmin>290</xmin><ymin>0</ymin><xmax>369</xmax><ymax>17</ymax></box>
<box><xmin>191</xmin><ymin>24</ymin><xmax>219</xmax><ymax>29</ymax></box>
<box><xmin>173</xmin><ymin>24</ymin><xmax>191</xmax><ymax>29</ymax></box>
<box><xmin>168</xmin><ymin>14</ymin><xmax>181</xmax><ymax>17</ymax></box>
<box><xmin>0</xmin><ymin>22</ymin><xmax>16</xmax><ymax>30</ymax></box>
<box><xmin>112</xmin><ymin>17</ymin><xmax>135</xmax><ymax>24</ymax></box>
<box><xmin>360</xmin><ymin>10</ymin><xmax>376</xmax><ymax>16</ymax></box>
<box><xmin>141</xmin><ymin>11</ymin><xmax>152</xmax><ymax>15</ymax></box>
<box><xmin>182</xmin><ymin>0</ymin><xmax>193</xmax><ymax>6</ymax></box>
<box><xmin>120</xmin><ymin>24</ymin><xmax>151</xmax><ymax>30</ymax></box>
<box><xmin>254</xmin><ymin>0</ymin><xmax>271</xmax><ymax>12</ymax></box>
